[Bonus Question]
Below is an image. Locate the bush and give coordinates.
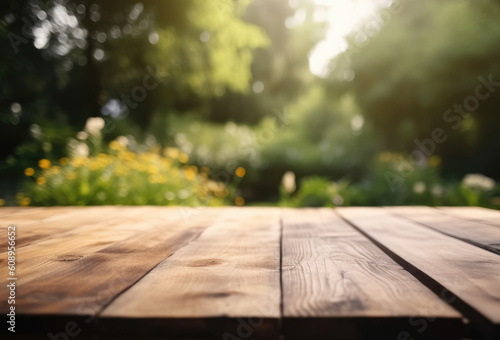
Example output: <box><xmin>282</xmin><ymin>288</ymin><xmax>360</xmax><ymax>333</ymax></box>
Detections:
<box><xmin>20</xmin><ymin>143</ymin><xmax>230</xmax><ymax>206</ymax></box>
<box><xmin>279</xmin><ymin>152</ymin><xmax>500</xmax><ymax>208</ymax></box>
<box><xmin>280</xmin><ymin>176</ymin><xmax>336</xmax><ymax>207</ymax></box>
<box><xmin>17</xmin><ymin>118</ymin><xmax>235</xmax><ymax>206</ymax></box>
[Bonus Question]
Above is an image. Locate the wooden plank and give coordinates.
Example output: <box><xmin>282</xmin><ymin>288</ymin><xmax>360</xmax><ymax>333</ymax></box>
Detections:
<box><xmin>0</xmin><ymin>207</ymin><xmax>116</xmax><ymax>249</ymax></box>
<box><xmin>386</xmin><ymin>206</ymin><xmax>500</xmax><ymax>255</ymax></box>
<box><xmin>0</xmin><ymin>206</ymin><xmax>79</xmax><ymax>220</ymax></box>
<box><xmin>100</xmin><ymin>207</ymin><xmax>282</xmax><ymax>340</ymax></box>
<box><xmin>0</xmin><ymin>207</ymin><xmax>33</xmax><ymax>218</ymax></box>
<box><xmin>0</xmin><ymin>207</ymin><xmax>222</xmax><ymax>337</ymax></box>
<box><xmin>0</xmin><ymin>206</ymin><xmax>159</xmax><ymax>249</ymax></box>
<box><xmin>337</xmin><ymin>207</ymin><xmax>500</xmax><ymax>339</ymax></box>
<box><xmin>0</xmin><ymin>207</ymin><xmax>78</xmax><ymax>237</ymax></box>
<box><xmin>439</xmin><ymin>207</ymin><xmax>500</xmax><ymax>228</ymax></box>
<box><xmin>282</xmin><ymin>208</ymin><xmax>462</xmax><ymax>340</ymax></box>
<box><xmin>3</xmin><ymin>208</ymin><xmax>185</xmax><ymax>285</ymax></box>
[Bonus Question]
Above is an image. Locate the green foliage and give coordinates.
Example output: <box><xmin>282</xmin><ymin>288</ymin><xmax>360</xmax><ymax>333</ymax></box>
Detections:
<box><xmin>260</xmin><ymin>86</ymin><xmax>377</xmax><ymax>179</ymax></box>
<box><xmin>163</xmin><ymin>85</ymin><xmax>377</xmax><ymax>200</ymax></box>
<box><xmin>2</xmin><ymin>0</ymin><xmax>500</xmax><ymax>207</ymax></box>
<box><xmin>21</xmin><ymin>142</ymin><xmax>230</xmax><ymax>207</ymax></box>
<box><xmin>279</xmin><ymin>153</ymin><xmax>499</xmax><ymax>208</ymax></box>
<box><xmin>151</xmin><ymin>0</ymin><xmax>269</xmax><ymax>96</ymax></box>
<box><xmin>17</xmin><ymin>117</ymin><xmax>236</xmax><ymax>206</ymax></box>
<box><xmin>4</xmin><ymin>119</ymin><xmax>75</xmax><ymax>177</ymax></box>
<box><xmin>337</xmin><ymin>0</ymin><xmax>500</xmax><ymax>177</ymax></box>
<box><xmin>280</xmin><ymin>176</ymin><xmax>336</xmax><ymax>207</ymax></box>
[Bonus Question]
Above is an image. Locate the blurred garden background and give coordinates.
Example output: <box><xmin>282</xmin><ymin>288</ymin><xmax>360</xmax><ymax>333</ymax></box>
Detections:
<box><xmin>1</xmin><ymin>0</ymin><xmax>500</xmax><ymax>207</ymax></box>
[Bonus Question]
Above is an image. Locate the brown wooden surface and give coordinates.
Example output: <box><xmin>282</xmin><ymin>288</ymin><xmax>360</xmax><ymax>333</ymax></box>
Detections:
<box><xmin>1</xmin><ymin>208</ymin><xmax>220</xmax><ymax>315</ymax></box>
<box><xmin>281</xmin><ymin>208</ymin><xmax>462</xmax><ymax>340</ymax></box>
<box><xmin>337</xmin><ymin>207</ymin><xmax>500</xmax><ymax>339</ymax></box>
<box><xmin>2</xmin><ymin>206</ymin><xmax>500</xmax><ymax>339</ymax></box>
<box><xmin>100</xmin><ymin>207</ymin><xmax>282</xmax><ymax>339</ymax></box>
<box><xmin>439</xmin><ymin>206</ymin><xmax>500</xmax><ymax>228</ymax></box>
<box><xmin>2</xmin><ymin>208</ymin><xmax>186</xmax><ymax>285</ymax></box>
<box><xmin>386</xmin><ymin>206</ymin><xmax>500</xmax><ymax>255</ymax></box>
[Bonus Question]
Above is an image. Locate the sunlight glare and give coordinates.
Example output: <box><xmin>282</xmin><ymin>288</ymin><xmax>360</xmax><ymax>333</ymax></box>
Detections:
<box><xmin>308</xmin><ymin>0</ymin><xmax>386</xmax><ymax>77</ymax></box>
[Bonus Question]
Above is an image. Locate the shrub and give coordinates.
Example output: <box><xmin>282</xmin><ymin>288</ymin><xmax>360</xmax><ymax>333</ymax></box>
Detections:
<box><xmin>20</xmin><ymin>142</ymin><xmax>230</xmax><ymax>206</ymax></box>
<box><xmin>279</xmin><ymin>152</ymin><xmax>499</xmax><ymax>208</ymax></box>
<box><xmin>18</xmin><ymin>118</ymin><xmax>235</xmax><ymax>206</ymax></box>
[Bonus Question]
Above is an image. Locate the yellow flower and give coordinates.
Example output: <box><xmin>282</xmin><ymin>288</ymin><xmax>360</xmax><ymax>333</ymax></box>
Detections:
<box><xmin>179</xmin><ymin>153</ymin><xmax>189</xmax><ymax>164</ymax></box>
<box><xmin>71</xmin><ymin>157</ymin><xmax>86</xmax><ymax>167</ymax></box>
<box><xmin>24</xmin><ymin>168</ymin><xmax>35</xmax><ymax>176</ymax></box>
<box><xmin>208</xmin><ymin>180</ymin><xmax>223</xmax><ymax>192</ymax></box>
<box><xmin>109</xmin><ymin>141</ymin><xmax>121</xmax><ymax>150</ymax></box>
<box><xmin>51</xmin><ymin>166</ymin><xmax>61</xmax><ymax>174</ymax></box>
<box><xmin>147</xmin><ymin>165</ymin><xmax>159</xmax><ymax>174</ymax></box>
<box><xmin>183</xmin><ymin>166</ymin><xmax>197</xmax><ymax>181</ymax></box>
<box><xmin>36</xmin><ymin>177</ymin><xmax>46</xmax><ymax>185</ymax></box>
<box><xmin>89</xmin><ymin>160</ymin><xmax>104</xmax><ymax>171</ymax></box>
<box><xmin>235</xmin><ymin>196</ymin><xmax>245</xmax><ymax>206</ymax></box>
<box><xmin>164</xmin><ymin>147</ymin><xmax>181</xmax><ymax>159</ymax></box>
<box><xmin>20</xmin><ymin>197</ymin><xmax>31</xmax><ymax>206</ymax></box>
<box><xmin>38</xmin><ymin>159</ymin><xmax>51</xmax><ymax>169</ymax></box>
<box><xmin>59</xmin><ymin>157</ymin><xmax>69</xmax><ymax>165</ymax></box>
<box><xmin>235</xmin><ymin>167</ymin><xmax>246</xmax><ymax>178</ymax></box>
<box><xmin>45</xmin><ymin>166</ymin><xmax>61</xmax><ymax>175</ymax></box>
<box><xmin>429</xmin><ymin>155</ymin><xmax>441</xmax><ymax>167</ymax></box>
<box><xmin>0</xmin><ymin>199</ymin><xmax>5</xmax><ymax>206</ymax></box>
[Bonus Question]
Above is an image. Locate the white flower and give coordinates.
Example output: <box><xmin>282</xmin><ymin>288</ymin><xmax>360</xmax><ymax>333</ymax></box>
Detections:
<box><xmin>431</xmin><ymin>184</ymin><xmax>445</xmax><ymax>197</ymax></box>
<box><xmin>76</xmin><ymin>131</ymin><xmax>88</xmax><ymax>140</ymax></box>
<box><xmin>282</xmin><ymin>171</ymin><xmax>296</xmax><ymax>194</ymax></box>
<box><xmin>74</xmin><ymin>143</ymin><xmax>89</xmax><ymax>157</ymax></box>
<box><xmin>462</xmin><ymin>174</ymin><xmax>495</xmax><ymax>191</ymax></box>
<box><xmin>30</xmin><ymin>124</ymin><xmax>42</xmax><ymax>140</ymax></box>
<box><xmin>84</xmin><ymin>117</ymin><xmax>105</xmax><ymax>136</ymax></box>
<box><xmin>116</xmin><ymin>136</ymin><xmax>129</xmax><ymax>147</ymax></box>
<box><xmin>413</xmin><ymin>182</ymin><xmax>426</xmax><ymax>194</ymax></box>
<box><xmin>333</xmin><ymin>194</ymin><xmax>344</xmax><ymax>206</ymax></box>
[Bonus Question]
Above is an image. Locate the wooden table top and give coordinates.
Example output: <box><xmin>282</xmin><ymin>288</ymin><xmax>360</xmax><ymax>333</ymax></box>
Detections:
<box><xmin>1</xmin><ymin>206</ymin><xmax>500</xmax><ymax>340</ymax></box>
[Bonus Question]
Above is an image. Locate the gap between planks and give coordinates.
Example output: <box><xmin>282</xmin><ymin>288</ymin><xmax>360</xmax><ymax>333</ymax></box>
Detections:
<box><xmin>1</xmin><ymin>208</ymin><xmax>223</xmax><ymax>338</ymax></box>
<box><xmin>337</xmin><ymin>207</ymin><xmax>500</xmax><ymax>340</ymax></box>
<box><xmin>385</xmin><ymin>206</ymin><xmax>500</xmax><ymax>255</ymax></box>
<box><xmin>281</xmin><ymin>208</ymin><xmax>462</xmax><ymax>340</ymax></box>
<box><xmin>438</xmin><ymin>206</ymin><xmax>500</xmax><ymax>228</ymax></box>
<box><xmin>99</xmin><ymin>207</ymin><xmax>283</xmax><ymax>340</ymax></box>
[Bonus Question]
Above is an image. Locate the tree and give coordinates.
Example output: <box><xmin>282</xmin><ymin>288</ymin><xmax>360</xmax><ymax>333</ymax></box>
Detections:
<box><xmin>333</xmin><ymin>0</ymin><xmax>500</xmax><ymax>177</ymax></box>
<box><xmin>0</xmin><ymin>0</ymin><xmax>269</xmax><ymax>159</ymax></box>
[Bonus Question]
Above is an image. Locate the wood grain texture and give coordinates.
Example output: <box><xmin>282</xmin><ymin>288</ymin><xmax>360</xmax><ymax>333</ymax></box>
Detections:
<box><xmin>439</xmin><ymin>207</ymin><xmax>500</xmax><ymax>228</ymax></box>
<box><xmin>5</xmin><ymin>206</ymin><xmax>500</xmax><ymax>339</ymax></box>
<box><xmin>386</xmin><ymin>206</ymin><xmax>500</xmax><ymax>255</ymax></box>
<box><xmin>0</xmin><ymin>206</ymin><xmax>186</xmax><ymax>250</ymax></box>
<box><xmin>337</xmin><ymin>207</ymin><xmax>500</xmax><ymax>338</ymax></box>
<box><xmin>0</xmin><ymin>207</ymin><xmax>33</xmax><ymax>218</ymax></box>
<box><xmin>2</xmin><ymin>208</ymin><xmax>186</xmax><ymax>286</ymax></box>
<box><xmin>100</xmin><ymin>207</ymin><xmax>282</xmax><ymax>339</ymax></box>
<box><xmin>282</xmin><ymin>208</ymin><xmax>462</xmax><ymax>340</ymax></box>
<box><xmin>0</xmin><ymin>206</ymin><xmax>80</xmax><ymax>220</ymax></box>
<box><xmin>0</xmin><ymin>208</ymin><xmax>221</xmax><ymax>319</ymax></box>
<box><xmin>0</xmin><ymin>206</ymin><xmax>124</xmax><ymax>249</ymax></box>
